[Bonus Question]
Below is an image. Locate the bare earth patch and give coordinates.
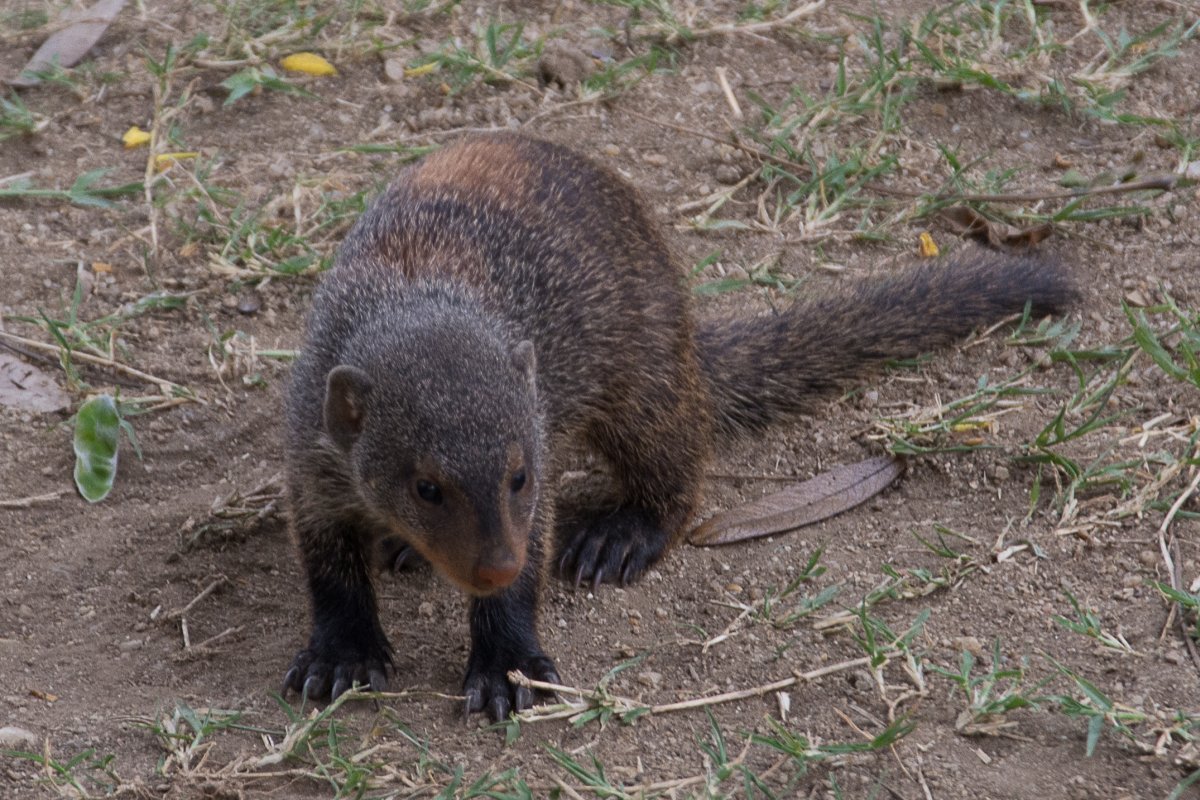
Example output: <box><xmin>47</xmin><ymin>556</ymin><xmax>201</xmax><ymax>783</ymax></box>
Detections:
<box><xmin>1</xmin><ymin>2</ymin><xmax>1198</xmax><ymax>798</ymax></box>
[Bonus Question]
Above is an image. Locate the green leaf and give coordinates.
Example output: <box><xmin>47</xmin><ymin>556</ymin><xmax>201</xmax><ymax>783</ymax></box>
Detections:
<box><xmin>73</xmin><ymin>394</ymin><xmax>121</xmax><ymax>502</ymax></box>
<box><xmin>1085</xmin><ymin>714</ymin><xmax>1102</xmax><ymax>757</ymax></box>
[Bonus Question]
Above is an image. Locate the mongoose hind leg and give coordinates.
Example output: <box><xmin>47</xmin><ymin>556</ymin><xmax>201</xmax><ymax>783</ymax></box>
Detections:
<box><xmin>557</xmin><ymin>506</ymin><xmax>673</xmax><ymax>588</ymax></box>
<box><xmin>557</xmin><ymin>390</ymin><xmax>710</xmax><ymax>588</ymax></box>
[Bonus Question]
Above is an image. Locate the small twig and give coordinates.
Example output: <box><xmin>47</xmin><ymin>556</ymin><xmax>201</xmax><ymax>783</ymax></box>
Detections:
<box><xmin>0</xmin><ymin>491</ymin><xmax>64</xmax><ymax>508</ymax></box>
<box><xmin>715</xmin><ymin>67</ymin><xmax>742</xmax><ymax>119</ymax></box>
<box><xmin>193</xmin><ymin>626</ymin><xmax>241</xmax><ymax>651</ymax></box>
<box><xmin>1173</xmin><ymin>537</ymin><xmax>1200</xmax><ymax>674</ymax></box>
<box><xmin>552</xmin><ymin>778</ymin><xmax>588</xmax><ymax>800</ymax></box>
<box><xmin>681</xmin><ymin>1</ymin><xmax>825</xmax><ymax>41</ymax></box>
<box><xmin>0</xmin><ymin>330</ymin><xmax>195</xmax><ymax>399</ymax></box>
<box><xmin>511</xmin><ymin>655</ymin><xmax>872</xmax><ymax>720</ymax></box>
<box><xmin>169</xmin><ymin>576</ymin><xmax>228</xmax><ymax>621</ymax></box>
<box><xmin>0</xmin><ymin>171</ymin><xmax>35</xmax><ymax>186</ymax></box>
<box><xmin>1158</xmin><ymin>451</ymin><xmax>1200</xmax><ymax>674</ymax></box>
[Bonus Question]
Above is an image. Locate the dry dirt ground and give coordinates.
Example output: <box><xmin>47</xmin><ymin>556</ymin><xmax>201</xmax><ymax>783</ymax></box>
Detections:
<box><xmin>2</xmin><ymin>1</ymin><xmax>1199</xmax><ymax>798</ymax></box>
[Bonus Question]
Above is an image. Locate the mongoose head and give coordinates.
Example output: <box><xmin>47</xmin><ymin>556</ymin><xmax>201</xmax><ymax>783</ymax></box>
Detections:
<box><xmin>322</xmin><ymin>315</ymin><xmax>541</xmax><ymax>597</ymax></box>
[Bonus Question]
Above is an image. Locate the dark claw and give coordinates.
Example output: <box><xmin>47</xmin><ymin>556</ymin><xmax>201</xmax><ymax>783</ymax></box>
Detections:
<box><xmin>303</xmin><ymin>672</ymin><xmax>329</xmax><ymax>700</ymax></box>
<box><xmin>282</xmin><ymin>666</ymin><xmax>300</xmax><ymax>695</ymax></box>
<box><xmin>332</xmin><ymin>675</ymin><xmax>350</xmax><ymax>698</ymax></box>
<box><xmin>465</xmin><ymin>688</ymin><xmax>483</xmax><ymax>714</ymax></box>
<box><xmin>283</xmin><ymin>633</ymin><xmax>392</xmax><ymax>705</ymax></box>
<box><xmin>556</xmin><ymin>508</ymin><xmax>670</xmax><ymax>589</ymax></box>
<box><xmin>392</xmin><ymin>546</ymin><xmax>415</xmax><ymax>572</ymax></box>
<box><xmin>489</xmin><ymin>696</ymin><xmax>510</xmax><ymax>722</ymax></box>
<box><xmin>462</xmin><ymin>653</ymin><xmax>560</xmax><ymax>726</ymax></box>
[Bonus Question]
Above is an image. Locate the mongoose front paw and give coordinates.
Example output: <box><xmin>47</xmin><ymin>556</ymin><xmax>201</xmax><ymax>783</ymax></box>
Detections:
<box><xmin>463</xmin><ymin>651</ymin><xmax>560</xmax><ymax>722</ymax></box>
<box><xmin>282</xmin><ymin>633</ymin><xmax>392</xmax><ymax>700</ymax></box>
<box><xmin>557</xmin><ymin>508</ymin><xmax>670</xmax><ymax>588</ymax></box>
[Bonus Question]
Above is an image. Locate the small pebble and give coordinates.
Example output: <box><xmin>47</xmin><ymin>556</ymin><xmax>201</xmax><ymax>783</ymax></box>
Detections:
<box><xmin>237</xmin><ymin>291</ymin><xmax>261</xmax><ymax>315</ymax></box>
<box><xmin>636</xmin><ymin>671</ymin><xmax>662</xmax><ymax>689</ymax></box>
<box><xmin>0</xmin><ymin>726</ymin><xmax>37</xmax><ymax>749</ymax></box>
<box><xmin>952</xmin><ymin>636</ymin><xmax>983</xmax><ymax>656</ymax></box>
<box><xmin>714</xmin><ymin>164</ymin><xmax>740</xmax><ymax>185</ymax></box>
<box><xmin>383</xmin><ymin>57</ymin><xmax>406</xmax><ymax>83</ymax></box>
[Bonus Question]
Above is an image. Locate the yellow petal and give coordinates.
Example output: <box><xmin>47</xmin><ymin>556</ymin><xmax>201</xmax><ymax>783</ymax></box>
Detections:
<box><xmin>281</xmin><ymin>52</ymin><xmax>337</xmax><ymax>76</ymax></box>
<box><xmin>918</xmin><ymin>231</ymin><xmax>939</xmax><ymax>258</ymax></box>
<box><xmin>123</xmin><ymin>126</ymin><xmax>151</xmax><ymax>149</ymax></box>
<box><xmin>154</xmin><ymin>152</ymin><xmax>199</xmax><ymax>171</ymax></box>
<box><xmin>404</xmin><ymin>61</ymin><xmax>439</xmax><ymax>78</ymax></box>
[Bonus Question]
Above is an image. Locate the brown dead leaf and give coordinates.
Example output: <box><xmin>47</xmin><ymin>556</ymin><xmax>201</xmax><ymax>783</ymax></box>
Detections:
<box><xmin>689</xmin><ymin>456</ymin><xmax>904</xmax><ymax>546</ymax></box>
<box><xmin>0</xmin><ymin>353</ymin><xmax>70</xmax><ymax>413</ymax></box>
<box><xmin>9</xmin><ymin>0</ymin><xmax>127</xmax><ymax>88</ymax></box>
<box><xmin>941</xmin><ymin>206</ymin><xmax>1054</xmax><ymax>249</ymax></box>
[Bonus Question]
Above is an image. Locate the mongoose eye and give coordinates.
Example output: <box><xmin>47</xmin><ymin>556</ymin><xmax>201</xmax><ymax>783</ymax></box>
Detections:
<box><xmin>510</xmin><ymin>469</ymin><xmax>527</xmax><ymax>493</ymax></box>
<box><xmin>415</xmin><ymin>480</ymin><xmax>443</xmax><ymax>505</ymax></box>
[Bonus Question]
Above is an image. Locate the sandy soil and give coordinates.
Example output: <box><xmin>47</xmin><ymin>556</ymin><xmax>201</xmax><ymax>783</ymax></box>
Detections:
<box><xmin>1</xmin><ymin>2</ymin><xmax>1198</xmax><ymax>798</ymax></box>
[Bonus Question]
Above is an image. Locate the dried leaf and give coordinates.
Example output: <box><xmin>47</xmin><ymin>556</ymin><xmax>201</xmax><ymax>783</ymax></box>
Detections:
<box><xmin>154</xmin><ymin>152</ymin><xmax>199</xmax><ymax>171</ymax></box>
<box><xmin>10</xmin><ymin>0</ymin><xmax>127</xmax><ymax>88</ymax></box>
<box><xmin>918</xmin><ymin>231</ymin><xmax>939</xmax><ymax>258</ymax></box>
<box><xmin>122</xmin><ymin>125</ymin><xmax>150</xmax><ymax>149</ymax></box>
<box><xmin>280</xmin><ymin>52</ymin><xmax>337</xmax><ymax>77</ymax></box>
<box><xmin>0</xmin><ymin>353</ymin><xmax>70</xmax><ymax>413</ymax></box>
<box><xmin>941</xmin><ymin>206</ymin><xmax>1054</xmax><ymax>249</ymax></box>
<box><xmin>689</xmin><ymin>456</ymin><xmax>905</xmax><ymax>546</ymax></box>
<box><xmin>405</xmin><ymin>62</ymin><xmax>439</xmax><ymax>78</ymax></box>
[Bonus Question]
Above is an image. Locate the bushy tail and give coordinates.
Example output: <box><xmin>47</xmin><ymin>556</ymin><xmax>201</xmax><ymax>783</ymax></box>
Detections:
<box><xmin>697</xmin><ymin>250</ymin><xmax>1078</xmax><ymax>438</ymax></box>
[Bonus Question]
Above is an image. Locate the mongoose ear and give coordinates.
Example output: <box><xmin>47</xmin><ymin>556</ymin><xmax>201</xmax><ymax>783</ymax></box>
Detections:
<box><xmin>511</xmin><ymin>340</ymin><xmax>536</xmax><ymax>391</ymax></box>
<box><xmin>324</xmin><ymin>365</ymin><xmax>373</xmax><ymax>451</ymax></box>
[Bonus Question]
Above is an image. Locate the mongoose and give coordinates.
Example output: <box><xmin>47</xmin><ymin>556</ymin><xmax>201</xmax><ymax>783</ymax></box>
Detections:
<box><xmin>281</xmin><ymin>132</ymin><xmax>1076</xmax><ymax>721</ymax></box>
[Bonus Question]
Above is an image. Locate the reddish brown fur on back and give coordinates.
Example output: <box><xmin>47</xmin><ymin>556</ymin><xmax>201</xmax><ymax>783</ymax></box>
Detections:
<box><xmin>409</xmin><ymin>137</ymin><xmax>540</xmax><ymax>214</ymax></box>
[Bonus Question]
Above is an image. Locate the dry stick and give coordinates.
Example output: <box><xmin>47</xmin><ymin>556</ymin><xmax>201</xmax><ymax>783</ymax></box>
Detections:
<box><xmin>678</xmin><ymin>0</ymin><xmax>825</xmax><ymax>41</ymax></box>
<box><xmin>0</xmin><ymin>491</ymin><xmax>65</xmax><ymax>508</ymax></box>
<box><xmin>1158</xmin><ymin>455</ymin><xmax>1200</xmax><ymax>673</ymax></box>
<box><xmin>0</xmin><ymin>336</ymin><xmax>149</xmax><ymax>390</ymax></box>
<box><xmin>511</xmin><ymin>655</ymin><xmax>872</xmax><ymax>719</ymax></box>
<box><xmin>1173</xmin><ymin>537</ymin><xmax>1200</xmax><ymax>673</ymax></box>
<box><xmin>169</xmin><ymin>576</ymin><xmax>228</xmax><ymax>621</ymax></box>
<box><xmin>552</xmin><ymin>779</ymin><xmax>588</xmax><ymax>800</ymax></box>
<box><xmin>193</xmin><ymin>626</ymin><xmax>241</xmax><ymax>650</ymax></box>
<box><xmin>715</xmin><ymin>66</ymin><xmax>742</xmax><ymax>119</ymax></box>
<box><xmin>623</xmin><ymin>109</ymin><xmax>1181</xmax><ymax>204</ymax></box>
<box><xmin>0</xmin><ymin>330</ymin><xmax>193</xmax><ymax>398</ymax></box>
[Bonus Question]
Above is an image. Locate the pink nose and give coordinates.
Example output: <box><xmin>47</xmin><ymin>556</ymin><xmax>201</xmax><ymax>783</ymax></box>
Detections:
<box><xmin>473</xmin><ymin>559</ymin><xmax>521</xmax><ymax>590</ymax></box>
